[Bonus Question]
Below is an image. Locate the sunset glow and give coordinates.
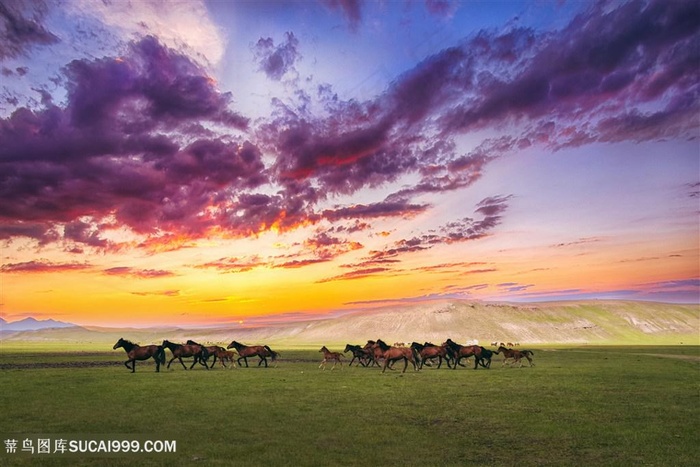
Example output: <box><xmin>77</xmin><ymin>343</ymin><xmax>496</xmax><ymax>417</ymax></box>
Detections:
<box><xmin>1</xmin><ymin>0</ymin><xmax>698</xmax><ymax>327</ymax></box>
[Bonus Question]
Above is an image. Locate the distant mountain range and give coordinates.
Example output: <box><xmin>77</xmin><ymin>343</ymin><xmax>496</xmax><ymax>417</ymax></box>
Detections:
<box><xmin>0</xmin><ymin>317</ymin><xmax>78</xmax><ymax>332</ymax></box>
<box><xmin>1</xmin><ymin>300</ymin><xmax>697</xmax><ymax>345</ymax></box>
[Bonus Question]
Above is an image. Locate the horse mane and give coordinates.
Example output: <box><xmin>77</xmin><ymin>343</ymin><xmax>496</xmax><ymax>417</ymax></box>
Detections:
<box><xmin>120</xmin><ymin>338</ymin><xmax>137</xmax><ymax>347</ymax></box>
<box><xmin>375</xmin><ymin>339</ymin><xmax>390</xmax><ymax>351</ymax></box>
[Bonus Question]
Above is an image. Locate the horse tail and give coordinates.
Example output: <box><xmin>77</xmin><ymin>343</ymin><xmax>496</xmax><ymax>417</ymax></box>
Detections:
<box><xmin>264</xmin><ymin>345</ymin><xmax>278</xmax><ymax>361</ymax></box>
<box><xmin>157</xmin><ymin>346</ymin><xmax>166</xmax><ymax>364</ymax></box>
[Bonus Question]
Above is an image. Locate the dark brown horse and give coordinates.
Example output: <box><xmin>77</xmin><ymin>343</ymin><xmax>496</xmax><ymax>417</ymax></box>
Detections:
<box><xmin>497</xmin><ymin>346</ymin><xmax>535</xmax><ymax>367</ymax></box>
<box><xmin>374</xmin><ymin>339</ymin><xmax>418</xmax><ymax>373</ymax></box>
<box><xmin>343</xmin><ymin>344</ymin><xmax>371</xmax><ymax>367</ymax></box>
<box><xmin>113</xmin><ymin>338</ymin><xmax>165</xmax><ymax>373</ymax></box>
<box><xmin>162</xmin><ymin>340</ymin><xmax>210</xmax><ymax>370</ymax></box>
<box><xmin>319</xmin><ymin>346</ymin><xmax>343</xmax><ymax>370</ymax></box>
<box><xmin>476</xmin><ymin>346</ymin><xmax>497</xmax><ymax>368</ymax></box>
<box><xmin>227</xmin><ymin>341</ymin><xmax>278</xmax><ymax>368</ymax></box>
<box><xmin>443</xmin><ymin>339</ymin><xmax>487</xmax><ymax>369</ymax></box>
<box><xmin>411</xmin><ymin>342</ymin><xmax>451</xmax><ymax>369</ymax></box>
<box><xmin>363</xmin><ymin>340</ymin><xmax>385</xmax><ymax>367</ymax></box>
<box><xmin>186</xmin><ymin>340</ymin><xmax>226</xmax><ymax>368</ymax></box>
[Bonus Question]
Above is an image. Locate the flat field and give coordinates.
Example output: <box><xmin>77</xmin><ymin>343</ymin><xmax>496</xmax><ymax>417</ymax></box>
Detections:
<box><xmin>0</xmin><ymin>345</ymin><xmax>698</xmax><ymax>466</ymax></box>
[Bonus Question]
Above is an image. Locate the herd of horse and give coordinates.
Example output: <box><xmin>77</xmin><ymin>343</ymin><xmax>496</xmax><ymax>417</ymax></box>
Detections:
<box><xmin>337</xmin><ymin>339</ymin><xmax>534</xmax><ymax>372</ymax></box>
<box><xmin>112</xmin><ymin>338</ymin><xmax>278</xmax><ymax>373</ymax></box>
<box><xmin>113</xmin><ymin>337</ymin><xmax>533</xmax><ymax>373</ymax></box>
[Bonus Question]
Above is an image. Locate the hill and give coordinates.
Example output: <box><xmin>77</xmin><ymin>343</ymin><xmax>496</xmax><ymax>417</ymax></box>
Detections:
<box><xmin>1</xmin><ymin>300</ymin><xmax>697</xmax><ymax>346</ymax></box>
<box><xmin>0</xmin><ymin>317</ymin><xmax>79</xmax><ymax>332</ymax></box>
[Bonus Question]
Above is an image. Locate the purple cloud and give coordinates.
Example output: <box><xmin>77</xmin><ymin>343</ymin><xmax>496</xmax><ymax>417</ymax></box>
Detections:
<box><xmin>1</xmin><ymin>259</ymin><xmax>91</xmax><ymax>273</ymax></box>
<box><xmin>2</xmin><ymin>0</ymin><xmax>698</xmax><ymax>256</ymax></box>
<box><xmin>103</xmin><ymin>267</ymin><xmax>175</xmax><ymax>278</ymax></box>
<box><xmin>0</xmin><ymin>0</ymin><xmax>59</xmax><ymax>60</ymax></box>
<box><xmin>0</xmin><ymin>36</ymin><xmax>261</xmax><ymax>248</ymax></box>
<box><xmin>322</xmin><ymin>0</ymin><xmax>362</xmax><ymax>32</ymax></box>
<box><xmin>253</xmin><ymin>32</ymin><xmax>301</xmax><ymax>81</ymax></box>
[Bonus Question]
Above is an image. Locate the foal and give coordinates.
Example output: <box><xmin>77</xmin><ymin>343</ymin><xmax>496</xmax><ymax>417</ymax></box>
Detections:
<box><xmin>319</xmin><ymin>346</ymin><xmax>343</xmax><ymax>370</ymax></box>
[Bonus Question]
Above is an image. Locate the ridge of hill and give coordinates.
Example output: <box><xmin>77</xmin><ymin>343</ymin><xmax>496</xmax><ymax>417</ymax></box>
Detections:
<box><xmin>1</xmin><ymin>300</ymin><xmax>697</xmax><ymax>346</ymax></box>
<box><xmin>0</xmin><ymin>317</ymin><xmax>79</xmax><ymax>332</ymax></box>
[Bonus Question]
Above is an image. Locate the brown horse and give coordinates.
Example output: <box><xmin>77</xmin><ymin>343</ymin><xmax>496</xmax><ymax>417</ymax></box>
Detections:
<box><xmin>443</xmin><ymin>339</ymin><xmax>487</xmax><ymax>369</ymax></box>
<box><xmin>319</xmin><ymin>346</ymin><xmax>343</xmax><ymax>370</ymax></box>
<box><xmin>363</xmin><ymin>340</ymin><xmax>386</xmax><ymax>367</ymax></box>
<box><xmin>497</xmin><ymin>346</ymin><xmax>534</xmax><ymax>367</ymax></box>
<box><xmin>113</xmin><ymin>338</ymin><xmax>165</xmax><ymax>373</ymax></box>
<box><xmin>186</xmin><ymin>340</ymin><xmax>227</xmax><ymax>368</ymax></box>
<box><xmin>343</xmin><ymin>344</ymin><xmax>371</xmax><ymax>367</ymax></box>
<box><xmin>411</xmin><ymin>342</ymin><xmax>450</xmax><ymax>369</ymax></box>
<box><xmin>227</xmin><ymin>341</ymin><xmax>278</xmax><ymax>368</ymax></box>
<box><xmin>374</xmin><ymin>339</ymin><xmax>418</xmax><ymax>373</ymax></box>
<box><xmin>162</xmin><ymin>340</ymin><xmax>210</xmax><ymax>370</ymax></box>
<box><xmin>212</xmin><ymin>348</ymin><xmax>237</xmax><ymax>368</ymax></box>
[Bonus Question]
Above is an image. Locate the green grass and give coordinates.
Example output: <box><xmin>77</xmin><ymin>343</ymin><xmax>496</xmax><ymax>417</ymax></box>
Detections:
<box><xmin>0</xmin><ymin>346</ymin><xmax>698</xmax><ymax>466</ymax></box>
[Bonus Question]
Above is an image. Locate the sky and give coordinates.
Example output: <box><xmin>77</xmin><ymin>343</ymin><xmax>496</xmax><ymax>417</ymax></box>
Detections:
<box><xmin>0</xmin><ymin>0</ymin><xmax>698</xmax><ymax>327</ymax></box>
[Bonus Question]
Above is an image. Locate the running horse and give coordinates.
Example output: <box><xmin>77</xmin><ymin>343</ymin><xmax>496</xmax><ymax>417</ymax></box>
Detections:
<box><xmin>373</xmin><ymin>339</ymin><xmax>418</xmax><ymax>373</ymax></box>
<box><xmin>186</xmin><ymin>340</ymin><xmax>226</xmax><ymax>368</ymax></box>
<box><xmin>162</xmin><ymin>340</ymin><xmax>210</xmax><ymax>370</ymax></box>
<box><xmin>443</xmin><ymin>338</ymin><xmax>487</xmax><ymax>369</ymax></box>
<box><xmin>410</xmin><ymin>342</ymin><xmax>451</xmax><ymax>369</ymax></box>
<box><xmin>319</xmin><ymin>346</ymin><xmax>343</xmax><ymax>370</ymax></box>
<box><xmin>227</xmin><ymin>341</ymin><xmax>278</xmax><ymax>368</ymax></box>
<box><xmin>343</xmin><ymin>344</ymin><xmax>371</xmax><ymax>367</ymax></box>
<box><xmin>497</xmin><ymin>346</ymin><xmax>535</xmax><ymax>367</ymax></box>
<box><xmin>113</xmin><ymin>338</ymin><xmax>165</xmax><ymax>373</ymax></box>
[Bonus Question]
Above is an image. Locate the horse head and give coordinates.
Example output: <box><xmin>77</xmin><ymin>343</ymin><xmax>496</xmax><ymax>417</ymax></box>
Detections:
<box><xmin>375</xmin><ymin>339</ymin><xmax>390</xmax><ymax>351</ymax></box>
<box><xmin>410</xmin><ymin>342</ymin><xmax>424</xmax><ymax>351</ymax></box>
<box><xmin>320</xmin><ymin>346</ymin><xmax>328</xmax><ymax>353</ymax></box>
<box><xmin>227</xmin><ymin>340</ymin><xmax>240</xmax><ymax>350</ymax></box>
<box><xmin>113</xmin><ymin>338</ymin><xmax>125</xmax><ymax>350</ymax></box>
<box><xmin>343</xmin><ymin>344</ymin><xmax>354</xmax><ymax>353</ymax></box>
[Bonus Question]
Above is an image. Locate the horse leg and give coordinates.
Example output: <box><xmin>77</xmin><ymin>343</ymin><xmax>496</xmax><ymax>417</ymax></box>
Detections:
<box><xmin>167</xmin><ymin>357</ymin><xmax>177</xmax><ymax>369</ymax></box>
<box><xmin>402</xmin><ymin>357</ymin><xmax>408</xmax><ymax>373</ymax></box>
<box><xmin>382</xmin><ymin>357</ymin><xmax>390</xmax><ymax>373</ymax></box>
<box><xmin>124</xmin><ymin>360</ymin><xmax>132</xmax><ymax>371</ymax></box>
<box><xmin>319</xmin><ymin>359</ymin><xmax>326</xmax><ymax>370</ymax></box>
<box><xmin>153</xmin><ymin>356</ymin><xmax>160</xmax><ymax>373</ymax></box>
<box><xmin>179</xmin><ymin>357</ymin><xmax>188</xmax><ymax>370</ymax></box>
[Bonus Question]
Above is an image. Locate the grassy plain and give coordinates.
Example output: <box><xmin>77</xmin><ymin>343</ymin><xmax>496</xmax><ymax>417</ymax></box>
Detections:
<box><xmin>0</xmin><ymin>345</ymin><xmax>698</xmax><ymax>466</ymax></box>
